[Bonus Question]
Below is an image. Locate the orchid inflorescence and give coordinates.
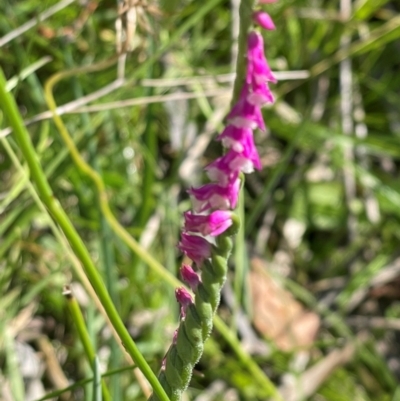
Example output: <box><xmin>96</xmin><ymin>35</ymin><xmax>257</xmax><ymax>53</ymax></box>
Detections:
<box><xmin>149</xmin><ymin>3</ymin><xmax>277</xmax><ymax>400</ymax></box>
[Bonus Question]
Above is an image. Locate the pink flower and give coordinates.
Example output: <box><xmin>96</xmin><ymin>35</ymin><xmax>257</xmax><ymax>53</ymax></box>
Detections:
<box><xmin>217</xmin><ymin>125</ymin><xmax>254</xmax><ymax>153</ymax></box>
<box><xmin>253</xmin><ymin>11</ymin><xmax>275</xmax><ymax>30</ymax></box>
<box><xmin>184</xmin><ymin>210</ymin><xmax>233</xmax><ymax>236</ymax></box>
<box><xmin>205</xmin><ymin>156</ymin><xmax>239</xmax><ymax>186</ymax></box>
<box><xmin>175</xmin><ymin>287</ymin><xmax>193</xmax><ymax>318</ymax></box>
<box><xmin>188</xmin><ymin>178</ymin><xmax>240</xmax><ymax>212</ymax></box>
<box><xmin>247</xmin><ymin>31</ymin><xmax>265</xmax><ymax>60</ymax></box>
<box><xmin>180</xmin><ymin>264</ymin><xmax>201</xmax><ymax>291</ymax></box>
<box><xmin>240</xmin><ymin>133</ymin><xmax>262</xmax><ymax>170</ymax></box>
<box><xmin>205</xmin><ymin>146</ymin><xmax>261</xmax><ymax>182</ymax></box>
<box><xmin>247</xmin><ymin>32</ymin><xmax>277</xmax><ymax>84</ymax></box>
<box><xmin>178</xmin><ymin>232</ymin><xmax>211</xmax><ymax>265</ymax></box>
<box><xmin>248</xmin><ymin>57</ymin><xmax>277</xmax><ymax>86</ymax></box>
<box><xmin>247</xmin><ymin>81</ymin><xmax>275</xmax><ymax>106</ymax></box>
<box><xmin>228</xmin><ymin>85</ymin><xmax>266</xmax><ymax>131</ymax></box>
<box><xmin>217</xmin><ymin>126</ymin><xmax>261</xmax><ymax>170</ymax></box>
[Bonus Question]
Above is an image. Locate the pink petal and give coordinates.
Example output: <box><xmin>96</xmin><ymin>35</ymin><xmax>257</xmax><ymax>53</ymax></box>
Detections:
<box><xmin>253</xmin><ymin>11</ymin><xmax>276</xmax><ymax>31</ymax></box>
<box><xmin>178</xmin><ymin>232</ymin><xmax>211</xmax><ymax>265</ymax></box>
<box><xmin>184</xmin><ymin>210</ymin><xmax>233</xmax><ymax>237</ymax></box>
<box><xmin>228</xmin><ymin>87</ymin><xmax>266</xmax><ymax>131</ymax></box>
<box><xmin>175</xmin><ymin>287</ymin><xmax>193</xmax><ymax>318</ymax></box>
<box><xmin>188</xmin><ymin>179</ymin><xmax>240</xmax><ymax>212</ymax></box>
<box><xmin>180</xmin><ymin>264</ymin><xmax>201</xmax><ymax>291</ymax></box>
<box><xmin>217</xmin><ymin>125</ymin><xmax>254</xmax><ymax>152</ymax></box>
<box><xmin>247</xmin><ymin>82</ymin><xmax>275</xmax><ymax>106</ymax></box>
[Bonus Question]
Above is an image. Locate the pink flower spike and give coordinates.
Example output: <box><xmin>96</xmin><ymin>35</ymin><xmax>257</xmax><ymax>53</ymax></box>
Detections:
<box><xmin>188</xmin><ymin>179</ymin><xmax>240</xmax><ymax>212</ymax></box>
<box><xmin>175</xmin><ymin>287</ymin><xmax>193</xmax><ymax>318</ymax></box>
<box><xmin>184</xmin><ymin>210</ymin><xmax>233</xmax><ymax>237</ymax></box>
<box><xmin>253</xmin><ymin>11</ymin><xmax>275</xmax><ymax>30</ymax></box>
<box><xmin>178</xmin><ymin>232</ymin><xmax>211</xmax><ymax>265</ymax></box>
<box><xmin>180</xmin><ymin>264</ymin><xmax>201</xmax><ymax>291</ymax></box>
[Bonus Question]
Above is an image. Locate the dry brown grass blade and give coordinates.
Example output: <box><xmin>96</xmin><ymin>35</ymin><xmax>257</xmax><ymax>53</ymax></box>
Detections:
<box><xmin>35</xmin><ymin>336</ymin><xmax>71</xmax><ymax>401</ymax></box>
<box><xmin>280</xmin><ymin>342</ymin><xmax>355</xmax><ymax>401</ymax></box>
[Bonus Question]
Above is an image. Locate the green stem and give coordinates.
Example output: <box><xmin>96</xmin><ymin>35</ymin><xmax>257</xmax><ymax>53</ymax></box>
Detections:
<box><xmin>35</xmin><ymin>365</ymin><xmax>136</xmax><ymax>401</ymax></box>
<box><xmin>43</xmin><ymin>61</ymin><xmax>180</xmax><ymax>291</ymax></box>
<box><xmin>245</xmin><ymin>123</ymin><xmax>303</xmax><ymax>233</ymax></box>
<box><xmin>64</xmin><ymin>44</ymin><xmax>123</xmax><ymax>400</ymax></box>
<box><xmin>0</xmin><ymin>135</ymin><xmax>137</xmax><ymax>373</ymax></box>
<box><xmin>0</xmin><ymin>67</ymin><xmax>170</xmax><ymax>401</ymax></box>
<box><xmin>63</xmin><ymin>287</ymin><xmax>111</xmax><ymax>401</ymax></box>
<box><xmin>233</xmin><ymin>180</ymin><xmax>247</xmax><ymax>314</ymax></box>
<box><xmin>213</xmin><ymin>317</ymin><xmax>284</xmax><ymax>401</ymax></box>
<box><xmin>137</xmin><ymin>23</ymin><xmax>157</xmax><ymax>229</ymax></box>
<box><xmin>231</xmin><ymin>0</ymin><xmax>256</xmax><ymax>106</ymax></box>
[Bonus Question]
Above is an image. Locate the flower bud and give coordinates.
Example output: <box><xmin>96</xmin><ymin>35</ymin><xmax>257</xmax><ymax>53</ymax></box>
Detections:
<box><xmin>253</xmin><ymin>11</ymin><xmax>276</xmax><ymax>31</ymax></box>
<box><xmin>175</xmin><ymin>287</ymin><xmax>194</xmax><ymax>318</ymax></box>
<box><xmin>180</xmin><ymin>264</ymin><xmax>201</xmax><ymax>291</ymax></box>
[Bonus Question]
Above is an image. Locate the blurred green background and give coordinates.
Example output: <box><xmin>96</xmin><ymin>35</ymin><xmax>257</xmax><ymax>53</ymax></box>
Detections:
<box><xmin>1</xmin><ymin>0</ymin><xmax>400</xmax><ymax>400</ymax></box>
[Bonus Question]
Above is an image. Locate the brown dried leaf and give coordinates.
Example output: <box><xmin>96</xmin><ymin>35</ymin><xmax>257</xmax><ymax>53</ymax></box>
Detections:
<box><xmin>249</xmin><ymin>257</ymin><xmax>320</xmax><ymax>351</ymax></box>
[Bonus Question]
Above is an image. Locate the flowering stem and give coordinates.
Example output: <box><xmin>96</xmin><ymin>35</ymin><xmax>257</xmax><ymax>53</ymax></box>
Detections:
<box><xmin>155</xmin><ymin>2</ymin><xmax>282</xmax><ymax>399</ymax></box>
<box><xmin>149</xmin><ymin>223</ymin><xmax>239</xmax><ymax>401</ymax></box>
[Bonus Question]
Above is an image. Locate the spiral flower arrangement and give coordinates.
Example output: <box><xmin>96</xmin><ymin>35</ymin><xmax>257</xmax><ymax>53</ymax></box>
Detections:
<box><xmin>149</xmin><ymin>3</ymin><xmax>277</xmax><ymax>400</ymax></box>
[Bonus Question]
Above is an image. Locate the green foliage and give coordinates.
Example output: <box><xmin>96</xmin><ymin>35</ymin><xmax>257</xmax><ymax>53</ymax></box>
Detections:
<box><xmin>1</xmin><ymin>0</ymin><xmax>400</xmax><ymax>400</ymax></box>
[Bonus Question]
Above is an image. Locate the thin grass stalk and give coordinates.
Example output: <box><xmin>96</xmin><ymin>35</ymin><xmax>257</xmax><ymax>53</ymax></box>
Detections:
<box><xmin>245</xmin><ymin>122</ymin><xmax>304</xmax><ymax>233</ymax></box>
<box><xmin>64</xmin><ymin>43</ymin><xmax>124</xmax><ymax>400</ymax></box>
<box><xmin>92</xmin><ymin>357</ymin><xmax>102</xmax><ymax>401</ymax></box>
<box><xmin>0</xmin><ymin>67</ymin><xmax>171</xmax><ymax>401</ymax></box>
<box><xmin>63</xmin><ymin>287</ymin><xmax>111</xmax><ymax>401</ymax></box>
<box><xmin>34</xmin><ymin>365</ymin><xmax>136</xmax><ymax>401</ymax></box>
<box><xmin>0</xmin><ymin>135</ymin><xmax>136</xmax><ymax>371</ymax></box>
<box><xmin>233</xmin><ymin>181</ymin><xmax>248</xmax><ymax>319</ymax></box>
<box><xmin>4</xmin><ymin>330</ymin><xmax>25</xmax><ymax>401</ymax></box>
